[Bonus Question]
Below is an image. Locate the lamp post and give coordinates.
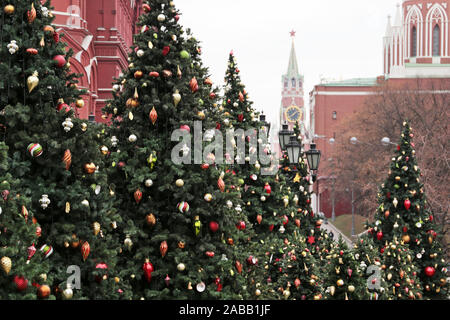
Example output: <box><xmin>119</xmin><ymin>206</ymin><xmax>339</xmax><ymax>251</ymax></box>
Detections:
<box><xmin>259</xmin><ymin>114</ymin><xmax>271</xmax><ymax>136</ymax></box>
<box><xmin>285</xmin><ymin>135</ymin><xmax>302</xmax><ymax>169</ymax></box>
<box><xmin>278</xmin><ymin>123</ymin><xmax>293</xmax><ymax>151</ymax></box>
<box><xmin>305</xmin><ymin>142</ymin><xmax>321</xmax><ymax>216</ymax></box>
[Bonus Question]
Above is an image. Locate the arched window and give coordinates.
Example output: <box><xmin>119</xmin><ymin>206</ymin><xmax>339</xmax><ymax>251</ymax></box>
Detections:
<box><xmin>291</xmin><ymin>78</ymin><xmax>296</xmax><ymax>87</ymax></box>
<box><xmin>411</xmin><ymin>26</ymin><xmax>417</xmax><ymax>57</ymax></box>
<box><xmin>433</xmin><ymin>24</ymin><xmax>440</xmax><ymax>56</ymax></box>
<box><xmin>299</xmin><ymin>80</ymin><xmax>302</xmax><ymax>88</ymax></box>
<box><xmin>284</xmin><ymin>80</ymin><xmax>288</xmax><ymax>88</ymax></box>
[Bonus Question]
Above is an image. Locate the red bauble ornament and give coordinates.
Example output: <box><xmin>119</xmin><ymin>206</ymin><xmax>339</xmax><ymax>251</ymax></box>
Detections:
<box><xmin>209</xmin><ymin>221</ymin><xmax>219</xmax><ymax>232</ymax></box>
<box><xmin>216</xmin><ymin>122</ymin><xmax>221</xmax><ymax>130</ymax></box>
<box><xmin>180</xmin><ymin>125</ymin><xmax>190</xmax><ymax>133</ymax></box>
<box><xmin>53</xmin><ymin>55</ymin><xmax>66</xmax><ymax>68</ymax></box>
<box><xmin>14</xmin><ymin>276</ymin><xmax>28</xmax><ymax>292</ymax></box>
<box><xmin>269</xmin><ymin>224</ymin><xmax>274</xmax><ymax>232</ymax></box>
<box><xmin>397</xmin><ymin>145</ymin><xmax>401</xmax><ymax>151</ymax></box>
<box><xmin>205</xmin><ymin>251</ymin><xmax>215</xmax><ymax>258</ymax></box>
<box><xmin>404</xmin><ymin>199</ymin><xmax>411</xmax><ymax>210</ymax></box>
<box><xmin>235</xmin><ymin>261</ymin><xmax>242</xmax><ymax>274</ymax></box>
<box><xmin>142</xmin><ymin>259</ymin><xmax>154</xmax><ymax>283</ymax></box>
<box><xmin>236</xmin><ymin>221</ymin><xmax>246</xmax><ymax>230</ymax></box>
<box><xmin>217</xmin><ymin>176</ymin><xmax>225</xmax><ymax>192</ymax></box>
<box><xmin>282</xmin><ymin>215</ymin><xmax>289</xmax><ymax>225</ymax></box>
<box><xmin>160</xmin><ymin>241</ymin><xmax>168</xmax><ymax>258</ymax></box>
<box><xmin>246</xmin><ymin>256</ymin><xmax>258</xmax><ymax>266</ymax></box>
<box><xmin>256</xmin><ymin>214</ymin><xmax>262</xmax><ymax>225</ymax></box>
<box><xmin>26</xmin><ymin>48</ymin><xmax>38</xmax><ymax>55</ymax></box>
<box><xmin>95</xmin><ymin>263</ymin><xmax>108</xmax><ymax>282</ymax></box>
<box><xmin>175</xmin><ymin>15</ymin><xmax>180</xmax><ymax>21</ymax></box>
<box><xmin>402</xmin><ymin>226</ymin><xmax>408</xmax><ymax>233</ymax></box>
<box><xmin>209</xmin><ymin>92</ymin><xmax>216</xmax><ymax>99</ymax></box>
<box><xmin>237</xmin><ymin>114</ymin><xmax>244</xmax><ymax>122</ymax></box>
<box><xmin>424</xmin><ymin>266</ymin><xmax>435</xmax><ymax>277</ymax></box>
<box><xmin>201</xmin><ymin>163</ymin><xmax>209</xmax><ymax>170</ymax></box>
<box><xmin>81</xmin><ymin>241</ymin><xmax>90</xmax><ymax>261</ymax></box>
<box><xmin>142</xmin><ymin>3</ymin><xmax>151</xmax><ymax>12</ymax></box>
<box><xmin>149</xmin><ymin>71</ymin><xmax>159</xmax><ymax>78</ymax></box>
<box><xmin>376</xmin><ymin>231</ymin><xmax>383</xmax><ymax>241</ymax></box>
<box><xmin>264</xmin><ymin>183</ymin><xmax>271</xmax><ymax>195</ymax></box>
<box><xmin>189</xmin><ymin>77</ymin><xmax>198</xmax><ymax>93</ymax></box>
<box><xmin>295</xmin><ymin>219</ymin><xmax>301</xmax><ymax>228</ymax></box>
<box><xmin>149</xmin><ymin>107</ymin><xmax>158</xmax><ymax>125</ymax></box>
<box><xmin>162</xmin><ymin>46</ymin><xmax>170</xmax><ymax>56</ymax></box>
<box><xmin>294</xmin><ymin>278</ymin><xmax>301</xmax><ymax>288</ymax></box>
<box><xmin>134</xmin><ymin>189</ymin><xmax>143</xmax><ymax>204</ymax></box>
<box><xmin>57</xmin><ymin>100</ymin><xmax>71</xmax><ymax>113</ymax></box>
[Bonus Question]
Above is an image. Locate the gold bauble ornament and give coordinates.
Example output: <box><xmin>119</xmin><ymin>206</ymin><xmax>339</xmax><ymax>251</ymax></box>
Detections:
<box><xmin>255</xmin><ymin>289</ymin><xmax>261</xmax><ymax>296</ymax></box>
<box><xmin>1</xmin><ymin>256</ymin><xmax>12</xmax><ymax>274</ymax></box>
<box><xmin>175</xmin><ymin>179</ymin><xmax>184</xmax><ymax>187</ymax></box>
<box><xmin>348</xmin><ymin>285</ymin><xmax>355</xmax><ymax>292</ymax></box>
<box><xmin>336</xmin><ymin>279</ymin><xmax>344</xmax><ymax>287</ymax></box>
<box><xmin>27</xmin><ymin>71</ymin><xmax>39</xmax><ymax>93</ymax></box>
<box><xmin>81</xmin><ymin>123</ymin><xmax>87</xmax><ymax>132</ymax></box>
<box><xmin>93</xmin><ymin>222</ymin><xmax>100</xmax><ymax>236</ymax></box>
<box><xmin>4</xmin><ymin>4</ymin><xmax>15</xmax><ymax>14</ymax></box>
<box><xmin>75</xmin><ymin>99</ymin><xmax>85</xmax><ymax>108</ymax></box>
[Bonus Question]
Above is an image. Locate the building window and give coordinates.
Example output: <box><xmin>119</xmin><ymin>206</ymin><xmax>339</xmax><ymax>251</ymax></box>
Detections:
<box><xmin>284</xmin><ymin>80</ymin><xmax>288</xmax><ymax>88</ymax></box>
<box><xmin>332</xmin><ymin>111</ymin><xmax>337</xmax><ymax>120</ymax></box>
<box><xmin>291</xmin><ymin>78</ymin><xmax>296</xmax><ymax>87</ymax></box>
<box><xmin>298</xmin><ymin>80</ymin><xmax>302</xmax><ymax>88</ymax></box>
<box><xmin>411</xmin><ymin>26</ymin><xmax>417</xmax><ymax>57</ymax></box>
<box><xmin>433</xmin><ymin>24</ymin><xmax>440</xmax><ymax>56</ymax></box>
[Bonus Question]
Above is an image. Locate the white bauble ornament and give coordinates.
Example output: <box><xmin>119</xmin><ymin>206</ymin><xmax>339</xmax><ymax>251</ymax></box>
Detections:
<box><xmin>81</xmin><ymin>199</ymin><xmax>89</xmax><ymax>207</ymax></box>
<box><xmin>112</xmin><ymin>84</ymin><xmax>120</xmax><ymax>91</ymax></box>
<box><xmin>62</xmin><ymin>118</ymin><xmax>74</xmax><ymax>132</ymax></box>
<box><xmin>157</xmin><ymin>14</ymin><xmax>166</xmax><ymax>22</ymax></box>
<box><xmin>226</xmin><ymin>200</ymin><xmax>233</xmax><ymax>208</ymax></box>
<box><xmin>111</xmin><ymin>136</ymin><xmax>119</xmax><ymax>147</ymax></box>
<box><xmin>39</xmin><ymin>194</ymin><xmax>51</xmax><ymax>209</ymax></box>
<box><xmin>145</xmin><ymin>179</ymin><xmax>153</xmax><ymax>187</ymax></box>
<box><xmin>196</xmin><ymin>282</ymin><xmax>206</xmax><ymax>292</ymax></box>
<box><xmin>136</xmin><ymin>49</ymin><xmax>144</xmax><ymax>57</ymax></box>
<box><xmin>177</xmin><ymin>263</ymin><xmax>186</xmax><ymax>271</ymax></box>
<box><xmin>128</xmin><ymin>134</ymin><xmax>137</xmax><ymax>143</ymax></box>
<box><xmin>260</xmin><ymin>196</ymin><xmax>266</xmax><ymax>202</ymax></box>
<box><xmin>62</xmin><ymin>284</ymin><xmax>73</xmax><ymax>300</ymax></box>
<box><xmin>175</xmin><ymin>179</ymin><xmax>184</xmax><ymax>187</ymax></box>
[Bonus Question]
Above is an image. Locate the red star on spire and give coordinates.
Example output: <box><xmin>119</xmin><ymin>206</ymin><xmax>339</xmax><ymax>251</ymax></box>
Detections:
<box><xmin>290</xmin><ymin>30</ymin><xmax>296</xmax><ymax>37</ymax></box>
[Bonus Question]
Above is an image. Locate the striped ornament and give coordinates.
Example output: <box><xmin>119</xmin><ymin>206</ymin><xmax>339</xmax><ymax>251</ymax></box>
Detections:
<box><xmin>27</xmin><ymin>143</ymin><xmax>43</xmax><ymax>157</ymax></box>
<box><xmin>63</xmin><ymin>149</ymin><xmax>72</xmax><ymax>170</ymax></box>
<box><xmin>39</xmin><ymin>244</ymin><xmax>53</xmax><ymax>259</ymax></box>
<box><xmin>177</xmin><ymin>202</ymin><xmax>189</xmax><ymax>213</ymax></box>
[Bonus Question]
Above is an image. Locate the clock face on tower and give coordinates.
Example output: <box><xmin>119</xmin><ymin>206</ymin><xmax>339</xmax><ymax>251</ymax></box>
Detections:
<box><xmin>285</xmin><ymin>105</ymin><xmax>302</xmax><ymax>123</ymax></box>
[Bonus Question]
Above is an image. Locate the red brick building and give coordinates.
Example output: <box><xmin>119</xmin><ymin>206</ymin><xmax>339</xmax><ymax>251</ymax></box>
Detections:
<box><xmin>52</xmin><ymin>0</ymin><xmax>142</xmax><ymax>121</ymax></box>
<box><xmin>310</xmin><ymin>0</ymin><xmax>450</xmax><ymax>219</ymax></box>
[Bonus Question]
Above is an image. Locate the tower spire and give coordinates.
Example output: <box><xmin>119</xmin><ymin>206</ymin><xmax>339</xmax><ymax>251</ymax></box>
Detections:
<box><xmin>385</xmin><ymin>15</ymin><xmax>392</xmax><ymax>37</ymax></box>
<box><xmin>393</xmin><ymin>3</ymin><xmax>402</xmax><ymax>27</ymax></box>
<box><xmin>287</xmin><ymin>30</ymin><xmax>299</xmax><ymax>78</ymax></box>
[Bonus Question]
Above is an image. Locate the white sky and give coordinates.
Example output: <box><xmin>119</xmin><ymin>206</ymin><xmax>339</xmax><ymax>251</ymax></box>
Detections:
<box><xmin>176</xmin><ymin>0</ymin><xmax>398</xmax><ymax>133</ymax></box>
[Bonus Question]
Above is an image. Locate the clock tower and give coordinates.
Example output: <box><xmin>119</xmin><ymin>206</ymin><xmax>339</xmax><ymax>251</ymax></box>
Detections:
<box><xmin>280</xmin><ymin>31</ymin><xmax>305</xmax><ymax>133</ymax></box>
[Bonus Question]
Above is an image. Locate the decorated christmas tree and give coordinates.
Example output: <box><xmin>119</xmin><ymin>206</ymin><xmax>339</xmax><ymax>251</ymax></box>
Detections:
<box><xmin>0</xmin><ymin>0</ymin><xmax>125</xmax><ymax>299</ymax></box>
<box><xmin>323</xmin><ymin>238</ymin><xmax>368</xmax><ymax>300</ymax></box>
<box><xmin>366</xmin><ymin>121</ymin><xmax>448</xmax><ymax>299</ymax></box>
<box><xmin>379</xmin><ymin>238</ymin><xmax>423</xmax><ymax>300</ymax></box>
<box><xmin>103</xmin><ymin>0</ymin><xmax>252</xmax><ymax>299</ymax></box>
<box><xmin>352</xmin><ymin>236</ymin><xmax>388</xmax><ymax>300</ymax></box>
<box><xmin>0</xmin><ymin>142</ymin><xmax>51</xmax><ymax>299</ymax></box>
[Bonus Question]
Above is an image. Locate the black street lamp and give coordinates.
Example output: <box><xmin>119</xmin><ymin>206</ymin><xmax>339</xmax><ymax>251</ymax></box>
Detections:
<box><xmin>285</xmin><ymin>135</ymin><xmax>302</xmax><ymax>167</ymax></box>
<box><xmin>305</xmin><ymin>142</ymin><xmax>321</xmax><ymax>182</ymax></box>
<box><xmin>278</xmin><ymin>123</ymin><xmax>293</xmax><ymax>151</ymax></box>
<box><xmin>259</xmin><ymin>114</ymin><xmax>271</xmax><ymax>135</ymax></box>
